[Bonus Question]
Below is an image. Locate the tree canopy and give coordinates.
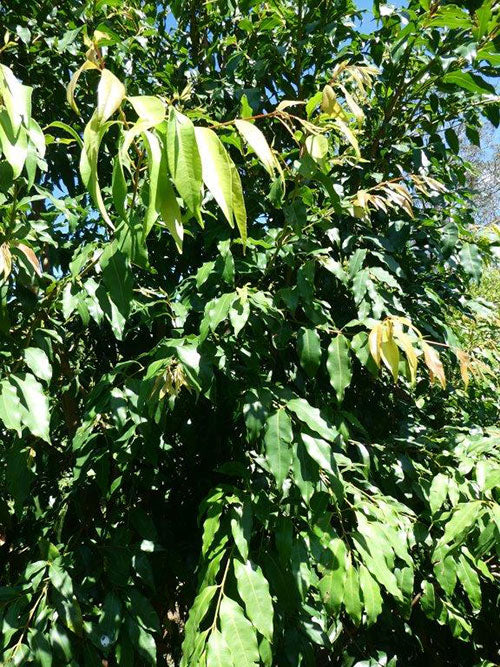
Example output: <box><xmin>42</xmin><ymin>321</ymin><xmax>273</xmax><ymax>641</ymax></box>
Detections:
<box><xmin>0</xmin><ymin>0</ymin><xmax>499</xmax><ymax>665</ymax></box>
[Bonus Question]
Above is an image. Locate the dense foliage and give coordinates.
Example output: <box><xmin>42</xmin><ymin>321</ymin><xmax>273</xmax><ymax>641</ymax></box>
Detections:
<box><xmin>0</xmin><ymin>0</ymin><xmax>499</xmax><ymax>664</ymax></box>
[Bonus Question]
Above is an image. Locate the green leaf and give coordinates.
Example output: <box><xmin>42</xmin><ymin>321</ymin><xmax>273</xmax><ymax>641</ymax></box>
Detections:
<box><xmin>182</xmin><ymin>586</ymin><xmax>218</xmax><ymax>661</ymax></box>
<box><xmin>442</xmin><ymin>71</ymin><xmax>495</xmax><ymax>96</ymax></box>
<box><xmin>456</xmin><ymin>555</ymin><xmax>481</xmax><ymax>610</ymax></box>
<box><xmin>359</xmin><ymin>565</ymin><xmax>383</xmax><ymax>625</ymax></box>
<box><xmin>230</xmin><ymin>502</ymin><xmax>252</xmax><ymax>561</ymax></box>
<box><xmin>126</xmin><ymin>615</ymin><xmax>156</xmax><ymax>664</ymax></box>
<box><xmin>420</xmin><ymin>580</ymin><xmax>436</xmax><ymax>617</ymax></box>
<box><xmin>445</xmin><ymin>127</ymin><xmax>459</xmax><ymax>153</ymax></box>
<box><xmin>0</xmin><ymin>379</ymin><xmax>23</xmax><ymax>435</ymax></box>
<box><xmin>343</xmin><ymin>563</ymin><xmax>362</xmax><ymax>624</ymax></box>
<box><xmin>434</xmin><ymin>556</ymin><xmax>457</xmax><ymax>596</ymax></box>
<box><xmin>207</xmin><ymin>628</ymin><xmax>233</xmax><ymax>667</ymax></box>
<box><xmin>348</xmin><ymin>249</ymin><xmax>367</xmax><ymax>277</ymax></box>
<box><xmin>327</xmin><ymin>334</ymin><xmax>352</xmax><ymax>402</ymax></box>
<box><xmin>297</xmin><ymin>327</ymin><xmax>321</xmax><ymax>378</ymax></box>
<box><xmin>49</xmin><ymin>565</ymin><xmax>83</xmax><ymax>636</ymax></box>
<box><xmin>112</xmin><ymin>152</ymin><xmax>128</xmax><ymax>220</ymax></box>
<box><xmin>300</xmin><ymin>432</ymin><xmax>337</xmax><ymax>478</ymax></box>
<box><xmin>99</xmin><ymin>246</ymin><xmax>134</xmax><ymax>338</ymax></box>
<box><xmin>167</xmin><ymin>108</ymin><xmax>202</xmax><ymax>218</ymax></box>
<box><xmin>428</xmin><ymin>5</ymin><xmax>472</xmax><ymax>28</ymax></box>
<box><xmin>28</xmin><ymin>628</ymin><xmax>53</xmax><ymax>667</ymax></box>
<box><xmin>99</xmin><ymin>592</ymin><xmax>122</xmax><ymax>646</ymax></box>
<box><xmin>128</xmin><ymin>589</ymin><xmax>160</xmax><ymax>633</ymax></box>
<box><xmin>429</xmin><ymin>473</ymin><xmax>448</xmax><ymax>515</ymax></box>
<box><xmin>204</xmin><ymin>292</ymin><xmax>237</xmax><ymax>333</ymax></box>
<box><xmin>219</xmin><ymin>596</ymin><xmax>259</xmax><ymax>666</ymax></box>
<box><xmin>287</xmin><ymin>398</ymin><xmax>336</xmax><ymax>441</ymax></box>
<box><xmin>229</xmin><ymin>299</ymin><xmax>250</xmax><ymax>336</ymax></box>
<box><xmin>12</xmin><ymin>373</ymin><xmax>50</xmax><ymax>442</ymax></box>
<box><xmin>24</xmin><ymin>347</ymin><xmax>52</xmax><ymax>383</ymax></box>
<box><xmin>264</xmin><ymin>409</ymin><xmax>293</xmax><ymax>489</ymax></box>
<box><xmin>292</xmin><ymin>441</ymin><xmax>318</xmax><ymax>504</ymax></box>
<box><xmin>318</xmin><ymin>538</ymin><xmax>346</xmax><ymax>612</ymax></box>
<box><xmin>441</xmin><ymin>501</ymin><xmax>484</xmax><ymax>545</ymax></box>
<box><xmin>233</xmin><ymin>559</ymin><xmax>274</xmax><ymax>642</ymax></box>
<box><xmin>459</xmin><ymin>243</ymin><xmax>482</xmax><ymax>281</ymax></box>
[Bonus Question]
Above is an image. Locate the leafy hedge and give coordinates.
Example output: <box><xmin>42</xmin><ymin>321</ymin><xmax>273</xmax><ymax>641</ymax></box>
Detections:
<box><xmin>0</xmin><ymin>0</ymin><xmax>499</xmax><ymax>665</ymax></box>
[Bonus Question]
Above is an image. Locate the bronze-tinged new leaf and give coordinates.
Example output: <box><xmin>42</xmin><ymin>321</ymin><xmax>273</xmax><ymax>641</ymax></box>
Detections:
<box><xmin>0</xmin><ymin>243</ymin><xmax>12</xmax><ymax>281</ymax></box>
<box><xmin>422</xmin><ymin>342</ymin><xmax>446</xmax><ymax>389</ymax></box>
<box><xmin>16</xmin><ymin>243</ymin><xmax>41</xmax><ymax>276</ymax></box>
<box><xmin>456</xmin><ymin>349</ymin><xmax>470</xmax><ymax>389</ymax></box>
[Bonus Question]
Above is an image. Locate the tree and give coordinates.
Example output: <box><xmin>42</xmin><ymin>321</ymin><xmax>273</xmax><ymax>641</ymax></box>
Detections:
<box><xmin>0</xmin><ymin>1</ymin><xmax>499</xmax><ymax>665</ymax></box>
<box><xmin>461</xmin><ymin>123</ymin><xmax>500</xmax><ymax>226</ymax></box>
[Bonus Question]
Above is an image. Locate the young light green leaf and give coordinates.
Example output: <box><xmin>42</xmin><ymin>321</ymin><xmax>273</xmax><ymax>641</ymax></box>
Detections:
<box><xmin>219</xmin><ymin>596</ymin><xmax>259</xmax><ymax>667</ymax></box>
<box><xmin>297</xmin><ymin>327</ymin><xmax>321</xmax><ymax>378</ymax></box>
<box><xmin>128</xmin><ymin>96</ymin><xmax>165</xmax><ymax>126</ymax></box>
<box><xmin>233</xmin><ymin>559</ymin><xmax>274</xmax><ymax>642</ymax></box>
<box><xmin>235</xmin><ymin>119</ymin><xmax>278</xmax><ymax>177</ymax></box>
<box><xmin>80</xmin><ymin>112</ymin><xmax>115</xmax><ymax>229</ymax></box>
<box><xmin>305</xmin><ymin>134</ymin><xmax>329</xmax><ymax>162</ymax></box>
<box><xmin>167</xmin><ymin>108</ymin><xmax>203</xmax><ymax>218</ymax></box>
<box><xmin>195</xmin><ymin>126</ymin><xmax>234</xmax><ymax>226</ymax></box>
<box><xmin>229</xmin><ymin>161</ymin><xmax>247</xmax><ymax>247</ymax></box>
<box><xmin>66</xmin><ymin>60</ymin><xmax>99</xmax><ymax>115</ymax></box>
<box><xmin>97</xmin><ymin>69</ymin><xmax>125</xmax><ymax>122</ymax></box>
<box><xmin>0</xmin><ymin>110</ymin><xmax>28</xmax><ymax>178</ymax></box>
<box><xmin>143</xmin><ymin>129</ymin><xmax>185</xmax><ymax>251</ymax></box>
<box><xmin>327</xmin><ymin>334</ymin><xmax>351</xmax><ymax>402</ymax></box>
<box><xmin>0</xmin><ymin>63</ymin><xmax>32</xmax><ymax>131</ymax></box>
<box><xmin>380</xmin><ymin>337</ymin><xmax>399</xmax><ymax>382</ymax></box>
<box><xmin>264</xmin><ymin>409</ymin><xmax>293</xmax><ymax>489</ymax></box>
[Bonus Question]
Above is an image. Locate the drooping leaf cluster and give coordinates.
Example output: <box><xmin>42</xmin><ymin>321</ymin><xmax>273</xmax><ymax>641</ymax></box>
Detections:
<box><xmin>0</xmin><ymin>0</ymin><xmax>499</xmax><ymax>665</ymax></box>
